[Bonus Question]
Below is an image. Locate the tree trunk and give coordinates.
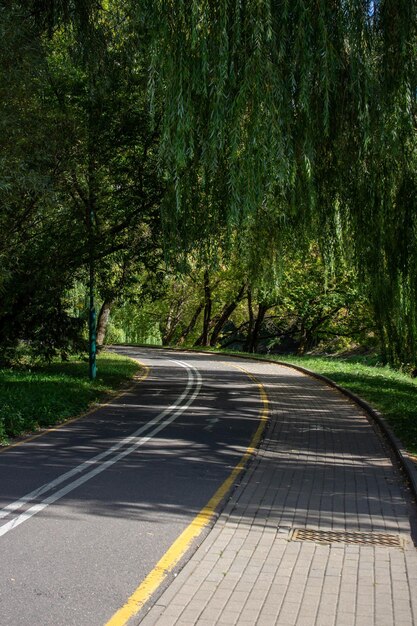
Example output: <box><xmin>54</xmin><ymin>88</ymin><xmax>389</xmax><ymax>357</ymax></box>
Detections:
<box><xmin>246</xmin><ymin>303</ymin><xmax>268</xmax><ymax>353</ymax></box>
<box><xmin>297</xmin><ymin>307</ymin><xmax>343</xmax><ymax>354</ymax></box>
<box><xmin>297</xmin><ymin>323</ymin><xmax>310</xmax><ymax>355</ymax></box>
<box><xmin>209</xmin><ymin>284</ymin><xmax>245</xmax><ymax>346</ymax></box>
<box><xmin>177</xmin><ymin>301</ymin><xmax>204</xmax><ymax>345</ymax></box>
<box><xmin>162</xmin><ymin>311</ymin><xmax>178</xmax><ymax>345</ymax></box>
<box><xmin>96</xmin><ymin>300</ymin><xmax>113</xmax><ymax>346</ymax></box>
<box><xmin>162</xmin><ymin>298</ymin><xmax>185</xmax><ymax>345</ymax></box>
<box><xmin>243</xmin><ymin>288</ymin><xmax>255</xmax><ymax>352</ymax></box>
<box><xmin>162</xmin><ymin>309</ymin><xmax>175</xmax><ymax>345</ymax></box>
<box><xmin>195</xmin><ymin>270</ymin><xmax>212</xmax><ymax>346</ymax></box>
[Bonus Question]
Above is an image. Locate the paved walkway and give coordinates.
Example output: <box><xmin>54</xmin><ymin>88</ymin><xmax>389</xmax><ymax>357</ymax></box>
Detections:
<box><xmin>137</xmin><ymin>357</ymin><xmax>417</xmax><ymax>626</ymax></box>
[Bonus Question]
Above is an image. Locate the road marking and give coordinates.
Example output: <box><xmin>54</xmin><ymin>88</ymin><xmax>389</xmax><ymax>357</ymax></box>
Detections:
<box><xmin>0</xmin><ymin>360</ymin><xmax>150</xmax><ymax>454</ymax></box>
<box><xmin>0</xmin><ymin>360</ymin><xmax>193</xmax><ymax>522</ymax></box>
<box><xmin>104</xmin><ymin>364</ymin><xmax>269</xmax><ymax>626</ymax></box>
<box><xmin>0</xmin><ymin>359</ymin><xmax>202</xmax><ymax>537</ymax></box>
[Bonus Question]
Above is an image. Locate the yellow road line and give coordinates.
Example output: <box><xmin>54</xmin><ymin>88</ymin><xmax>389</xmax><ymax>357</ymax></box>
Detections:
<box><xmin>105</xmin><ymin>365</ymin><xmax>269</xmax><ymax>626</ymax></box>
<box><xmin>0</xmin><ymin>360</ymin><xmax>149</xmax><ymax>454</ymax></box>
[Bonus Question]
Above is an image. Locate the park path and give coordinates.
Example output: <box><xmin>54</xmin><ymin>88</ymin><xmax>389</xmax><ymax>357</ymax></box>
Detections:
<box><xmin>0</xmin><ymin>350</ymin><xmax>265</xmax><ymax>626</ymax></box>
<box><xmin>139</xmin><ymin>353</ymin><xmax>417</xmax><ymax>626</ymax></box>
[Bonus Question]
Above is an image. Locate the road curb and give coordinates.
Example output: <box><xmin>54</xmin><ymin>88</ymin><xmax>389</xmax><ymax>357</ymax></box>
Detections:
<box><xmin>272</xmin><ymin>360</ymin><xmax>417</xmax><ymax>500</ymax></box>
<box><xmin>227</xmin><ymin>351</ymin><xmax>417</xmax><ymax>506</ymax></box>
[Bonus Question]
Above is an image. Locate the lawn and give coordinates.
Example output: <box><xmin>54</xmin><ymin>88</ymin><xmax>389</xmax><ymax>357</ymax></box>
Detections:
<box><xmin>0</xmin><ymin>351</ymin><xmax>141</xmax><ymax>445</ymax></box>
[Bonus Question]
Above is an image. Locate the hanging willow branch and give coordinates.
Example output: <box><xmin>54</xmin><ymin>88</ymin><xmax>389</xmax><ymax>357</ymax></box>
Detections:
<box><xmin>145</xmin><ymin>0</ymin><xmax>417</xmax><ymax>364</ymax></box>
<box><xmin>11</xmin><ymin>0</ymin><xmax>417</xmax><ymax>364</ymax></box>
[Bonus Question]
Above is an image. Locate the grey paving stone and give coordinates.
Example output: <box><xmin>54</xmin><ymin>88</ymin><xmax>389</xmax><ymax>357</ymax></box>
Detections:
<box><xmin>333</xmin><ymin>615</ymin><xmax>356</xmax><ymax>626</ymax></box>
<box><xmin>216</xmin><ymin>611</ymin><xmax>240</xmax><ymax>625</ymax></box>
<box><xmin>137</xmin><ymin>357</ymin><xmax>417</xmax><ymax>626</ymax></box>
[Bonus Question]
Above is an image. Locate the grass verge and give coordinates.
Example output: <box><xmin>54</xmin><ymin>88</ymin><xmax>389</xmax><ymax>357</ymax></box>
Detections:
<box><xmin>0</xmin><ymin>351</ymin><xmax>140</xmax><ymax>445</ymax></box>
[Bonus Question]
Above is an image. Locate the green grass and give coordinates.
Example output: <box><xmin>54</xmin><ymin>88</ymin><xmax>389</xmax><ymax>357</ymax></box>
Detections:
<box><xmin>232</xmin><ymin>352</ymin><xmax>417</xmax><ymax>458</ymax></box>
<box><xmin>0</xmin><ymin>351</ymin><xmax>140</xmax><ymax>445</ymax></box>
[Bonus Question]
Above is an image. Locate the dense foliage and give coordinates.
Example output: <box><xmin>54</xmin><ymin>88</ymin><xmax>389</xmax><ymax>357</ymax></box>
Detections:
<box><xmin>0</xmin><ymin>2</ymin><xmax>161</xmax><ymax>363</ymax></box>
<box><xmin>108</xmin><ymin>248</ymin><xmax>373</xmax><ymax>356</ymax></box>
<box><xmin>1</xmin><ymin>1</ymin><xmax>416</xmax><ymax>368</ymax></box>
<box><xmin>148</xmin><ymin>0</ymin><xmax>417</xmax><ymax>365</ymax></box>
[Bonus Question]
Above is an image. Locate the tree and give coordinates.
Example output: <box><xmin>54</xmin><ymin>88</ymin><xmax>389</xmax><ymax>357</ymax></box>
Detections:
<box><xmin>0</xmin><ymin>1</ymin><xmax>163</xmax><ymax>361</ymax></box>
<box><xmin>0</xmin><ymin>4</ymin><xmax>87</xmax><ymax>361</ymax></box>
<box><xmin>147</xmin><ymin>0</ymin><xmax>417</xmax><ymax>365</ymax></box>
<box><xmin>3</xmin><ymin>1</ymin><xmax>416</xmax><ymax>366</ymax></box>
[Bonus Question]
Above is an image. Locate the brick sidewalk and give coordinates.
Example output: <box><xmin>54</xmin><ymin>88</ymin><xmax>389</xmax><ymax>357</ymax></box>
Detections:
<box><xmin>139</xmin><ymin>359</ymin><xmax>417</xmax><ymax>626</ymax></box>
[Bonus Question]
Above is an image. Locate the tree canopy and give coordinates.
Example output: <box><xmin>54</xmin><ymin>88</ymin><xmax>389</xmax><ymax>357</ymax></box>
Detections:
<box><xmin>147</xmin><ymin>0</ymin><xmax>417</xmax><ymax>363</ymax></box>
<box><xmin>1</xmin><ymin>0</ymin><xmax>416</xmax><ymax>367</ymax></box>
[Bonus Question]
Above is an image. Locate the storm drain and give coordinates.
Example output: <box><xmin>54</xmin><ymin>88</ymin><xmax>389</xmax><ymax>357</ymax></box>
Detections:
<box><xmin>290</xmin><ymin>528</ymin><xmax>403</xmax><ymax>547</ymax></box>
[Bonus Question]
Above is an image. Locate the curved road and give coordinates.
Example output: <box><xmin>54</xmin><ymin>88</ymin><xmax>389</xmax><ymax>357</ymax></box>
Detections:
<box><xmin>0</xmin><ymin>347</ymin><xmax>266</xmax><ymax>626</ymax></box>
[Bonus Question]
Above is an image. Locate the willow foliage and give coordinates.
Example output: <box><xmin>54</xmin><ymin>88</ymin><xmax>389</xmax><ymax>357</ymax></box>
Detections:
<box><xmin>149</xmin><ymin>3</ymin><xmax>359</xmax><ymax>221</ymax></box>
<box><xmin>6</xmin><ymin>1</ymin><xmax>417</xmax><ymax>364</ymax></box>
<box><xmin>146</xmin><ymin>0</ymin><xmax>417</xmax><ymax>364</ymax></box>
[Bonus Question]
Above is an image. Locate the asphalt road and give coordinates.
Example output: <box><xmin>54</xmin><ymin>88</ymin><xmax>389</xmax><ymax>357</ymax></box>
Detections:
<box><xmin>0</xmin><ymin>347</ymin><xmax>264</xmax><ymax>626</ymax></box>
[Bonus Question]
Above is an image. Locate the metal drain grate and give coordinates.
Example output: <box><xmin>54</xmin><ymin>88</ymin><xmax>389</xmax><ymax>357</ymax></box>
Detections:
<box><xmin>290</xmin><ymin>528</ymin><xmax>403</xmax><ymax>547</ymax></box>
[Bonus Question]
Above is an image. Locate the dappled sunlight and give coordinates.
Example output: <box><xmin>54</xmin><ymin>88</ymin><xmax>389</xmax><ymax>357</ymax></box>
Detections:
<box><xmin>0</xmin><ymin>348</ymin><xmax>414</xmax><ymax>543</ymax></box>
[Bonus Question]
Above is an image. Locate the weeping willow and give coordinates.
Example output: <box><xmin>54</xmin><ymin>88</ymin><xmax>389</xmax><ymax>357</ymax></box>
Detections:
<box><xmin>14</xmin><ymin>1</ymin><xmax>417</xmax><ymax>363</ymax></box>
<box><xmin>144</xmin><ymin>0</ymin><xmax>417</xmax><ymax>365</ymax></box>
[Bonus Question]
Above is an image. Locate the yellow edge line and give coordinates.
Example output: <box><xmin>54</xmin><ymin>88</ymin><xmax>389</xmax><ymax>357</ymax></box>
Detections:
<box><xmin>104</xmin><ymin>364</ymin><xmax>269</xmax><ymax>626</ymax></box>
<box><xmin>0</xmin><ymin>358</ymin><xmax>150</xmax><ymax>454</ymax></box>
